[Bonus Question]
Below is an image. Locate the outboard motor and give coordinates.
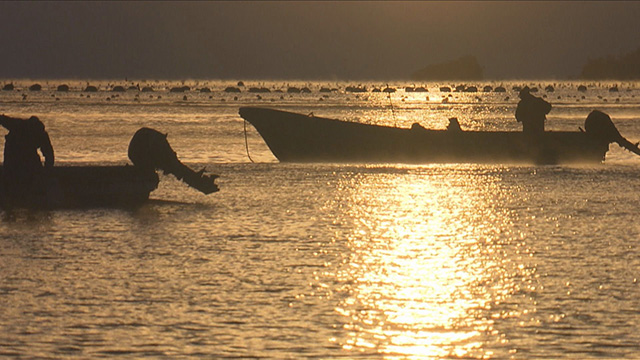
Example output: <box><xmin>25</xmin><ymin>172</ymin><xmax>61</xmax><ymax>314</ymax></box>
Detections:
<box><xmin>128</xmin><ymin>128</ymin><xmax>219</xmax><ymax>194</ymax></box>
<box><xmin>585</xmin><ymin>110</ymin><xmax>640</xmax><ymax>156</ymax></box>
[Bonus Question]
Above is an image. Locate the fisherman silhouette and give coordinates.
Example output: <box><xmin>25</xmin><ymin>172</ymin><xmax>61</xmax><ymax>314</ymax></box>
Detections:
<box><xmin>515</xmin><ymin>86</ymin><xmax>552</xmax><ymax>136</ymax></box>
<box><xmin>0</xmin><ymin>114</ymin><xmax>54</xmax><ymax>208</ymax></box>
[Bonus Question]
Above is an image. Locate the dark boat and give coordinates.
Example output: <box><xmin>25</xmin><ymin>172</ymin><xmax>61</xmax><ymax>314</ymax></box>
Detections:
<box><xmin>0</xmin><ymin>165</ymin><xmax>159</xmax><ymax>209</ymax></box>
<box><xmin>239</xmin><ymin>107</ymin><xmax>640</xmax><ymax>165</ymax></box>
<box><xmin>0</xmin><ymin>127</ymin><xmax>219</xmax><ymax>210</ymax></box>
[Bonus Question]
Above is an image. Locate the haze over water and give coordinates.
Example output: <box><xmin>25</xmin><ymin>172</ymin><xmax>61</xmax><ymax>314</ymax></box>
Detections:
<box><xmin>1</xmin><ymin>79</ymin><xmax>640</xmax><ymax>358</ymax></box>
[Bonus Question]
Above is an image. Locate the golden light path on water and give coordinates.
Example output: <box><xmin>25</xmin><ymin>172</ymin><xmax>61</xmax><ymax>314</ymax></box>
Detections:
<box><xmin>328</xmin><ymin>166</ymin><xmax>537</xmax><ymax>358</ymax></box>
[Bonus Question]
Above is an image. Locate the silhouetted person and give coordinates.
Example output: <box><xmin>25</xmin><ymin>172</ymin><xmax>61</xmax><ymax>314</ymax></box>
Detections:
<box><xmin>0</xmin><ymin>115</ymin><xmax>54</xmax><ymax>208</ymax></box>
<box><xmin>515</xmin><ymin>86</ymin><xmax>551</xmax><ymax>136</ymax></box>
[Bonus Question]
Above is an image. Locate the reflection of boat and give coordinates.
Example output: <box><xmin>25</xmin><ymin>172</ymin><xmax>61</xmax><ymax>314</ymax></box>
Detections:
<box><xmin>239</xmin><ymin>107</ymin><xmax>640</xmax><ymax>165</ymax></box>
<box><xmin>1</xmin><ymin>127</ymin><xmax>219</xmax><ymax>210</ymax></box>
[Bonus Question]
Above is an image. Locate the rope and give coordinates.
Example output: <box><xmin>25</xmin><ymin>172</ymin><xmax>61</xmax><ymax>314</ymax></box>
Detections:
<box><xmin>243</xmin><ymin>119</ymin><xmax>255</xmax><ymax>163</ymax></box>
<box><xmin>387</xmin><ymin>84</ymin><xmax>397</xmax><ymax>125</ymax></box>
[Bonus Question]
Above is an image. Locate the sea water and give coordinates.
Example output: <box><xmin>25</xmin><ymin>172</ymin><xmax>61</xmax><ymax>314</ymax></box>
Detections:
<box><xmin>1</xmin><ymin>80</ymin><xmax>640</xmax><ymax>358</ymax></box>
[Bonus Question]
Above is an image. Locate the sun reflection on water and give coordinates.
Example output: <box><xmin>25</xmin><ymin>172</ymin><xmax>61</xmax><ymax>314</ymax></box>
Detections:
<box><xmin>329</xmin><ymin>166</ymin><xmax>535</xmax><ymax>359</ymax></box>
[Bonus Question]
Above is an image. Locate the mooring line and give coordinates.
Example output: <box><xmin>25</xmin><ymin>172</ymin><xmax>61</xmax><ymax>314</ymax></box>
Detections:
<box><xmin>244</xmin><ymin>119</ymin><xmax>255</xmax><ymax>163</ymax></box>
<box><xmin>387</xmin><ymin>84</ymin><xmax>397</xmax><ymax>126</ymax></box>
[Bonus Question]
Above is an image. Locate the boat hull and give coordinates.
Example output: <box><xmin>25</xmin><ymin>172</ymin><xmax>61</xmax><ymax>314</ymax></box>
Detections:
<box><xmin>239</xmin><ymin>107</ymin><xmax>609</xmax><ymax>165</ymax></box>
<box><xmin>0</xmin><ymin>165</ymin><xmax>159</xmax><ymax>209</ymax></box>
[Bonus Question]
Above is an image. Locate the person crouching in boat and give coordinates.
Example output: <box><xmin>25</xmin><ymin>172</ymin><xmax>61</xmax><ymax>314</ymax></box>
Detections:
<box><xmin>515</xmin><ymin>86</ymin><xmax>552</xmax><ymax>136</ymax></box>
<box><xmin>0</xmin><ymin>114</ymin><xmax>54</xmax><ymax>208</ymax></box>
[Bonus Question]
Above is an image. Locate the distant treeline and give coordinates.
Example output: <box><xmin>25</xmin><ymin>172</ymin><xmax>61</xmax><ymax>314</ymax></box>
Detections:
<box><xmin>581</xmin><ymin>47</ymin><xmax>640</xmax><ymax>80</ymax></box>
<box><xmin>411</xmin><ymin>55</ymin><xmax>483</xmax><ymax>81</ymax></box>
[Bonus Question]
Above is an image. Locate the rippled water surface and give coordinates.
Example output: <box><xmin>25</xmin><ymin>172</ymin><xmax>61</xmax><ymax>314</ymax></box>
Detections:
<box><xmin>1</xmin><ymin>80</ymin><xmax>640</xmax><ymax>358</ymax></box>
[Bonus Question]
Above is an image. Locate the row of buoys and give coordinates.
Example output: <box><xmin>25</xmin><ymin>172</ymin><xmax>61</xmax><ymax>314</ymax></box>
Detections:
<box><xmin>0</xmin><ymin>82</ymin><xmax>633</xmax><ymax>94</ymax></box>
<box><xmin>13</xmin><ymin>89</ymin><xmax>629</xmax><ymax>105</ymax></box>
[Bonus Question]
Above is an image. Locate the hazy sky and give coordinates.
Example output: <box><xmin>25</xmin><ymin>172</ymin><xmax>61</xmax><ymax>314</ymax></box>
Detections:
<box><xmin>1</xmin><ymin>1</ymin><xmax>640</xmax><ymax>80</ymax></box>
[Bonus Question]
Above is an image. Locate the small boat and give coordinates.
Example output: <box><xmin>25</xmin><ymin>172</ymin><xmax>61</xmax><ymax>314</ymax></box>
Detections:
<box><xmin>0</xmin><ymin>165</ymin><xmax>160</xmax><ymax>209</ymax></box>
<box><xmin>239</xmin><ymin>107</ymin><xmax>640</xmax><ymax>165</ymax></box>
<box><xmin>1</xmin><ymin>127</ymin><xmax>219</xmax><ymax>210</ymax></box>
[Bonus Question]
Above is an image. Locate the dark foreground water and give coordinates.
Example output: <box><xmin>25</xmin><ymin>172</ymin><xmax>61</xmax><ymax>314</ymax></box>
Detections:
<box><xmin>1</xmin><ymin>80</ymin><xmax>640</xmax><ymax>358</ymax></box>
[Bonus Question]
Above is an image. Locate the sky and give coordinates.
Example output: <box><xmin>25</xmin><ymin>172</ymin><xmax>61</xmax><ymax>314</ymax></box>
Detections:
<box><xmin>1</xmin><ymin>1</ymin><xmax>640</xmax><ymax>81</ymax></box>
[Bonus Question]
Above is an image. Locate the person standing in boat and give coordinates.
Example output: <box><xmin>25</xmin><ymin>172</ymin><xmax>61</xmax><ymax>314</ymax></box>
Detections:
<box><xmin>0</xmin><ymin>114</ymin><xmax>54</xmax><ymax>208</ymax></box>
<box><xmin>515</xmin><ymin>86</ymin><xmax>552</xmax><ymax>136</ymax></box>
